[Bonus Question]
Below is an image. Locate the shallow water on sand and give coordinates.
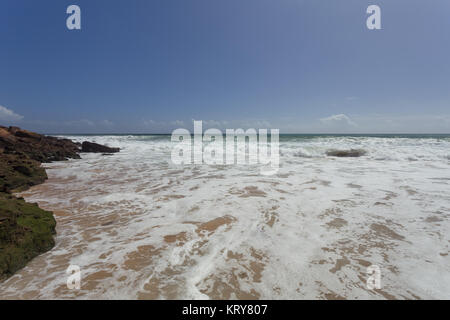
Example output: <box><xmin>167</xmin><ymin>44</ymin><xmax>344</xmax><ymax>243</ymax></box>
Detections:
<box><xmin>1</xmin><ymin>135</ymin><xmax>449</xmax><ymax>299</ymax></box>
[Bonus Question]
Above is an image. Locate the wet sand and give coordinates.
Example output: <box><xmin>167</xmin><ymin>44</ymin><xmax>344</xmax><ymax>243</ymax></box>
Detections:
<box><xmin>0</xmin><ymin>136</ymin><xmax>449</xmax><ymax>299</ymax></box>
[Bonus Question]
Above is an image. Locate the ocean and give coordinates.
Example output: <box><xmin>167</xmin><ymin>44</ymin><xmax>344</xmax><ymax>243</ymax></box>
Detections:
<box><xmin>0</xmin><ymin>134</ymin><xmax>449</xmax><ymax>299</ymax></box>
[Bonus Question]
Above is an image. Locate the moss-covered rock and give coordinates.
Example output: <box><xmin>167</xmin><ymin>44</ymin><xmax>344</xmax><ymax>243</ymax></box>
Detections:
<box><xmin>0</xmin><ymin>125</ymin><xmax>120</xmax><ymax>281</ymax></box>
<box><xmin>0</xmin><ymin>147</ymin><xmax>54</xmax><ymax>281</ymax></box>
<box><xmin>0</xmin><ymin>153</ymin><xmax>48</xmax><ymax>193</ymax></box>
<box><xmin>0</xmin><ymin>193</ymin><xmax>56</xmax><ymax>280</ymax></box>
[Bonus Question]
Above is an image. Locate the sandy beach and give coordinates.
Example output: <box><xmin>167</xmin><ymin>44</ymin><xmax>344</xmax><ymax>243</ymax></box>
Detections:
<box><xmin>0</xmin><ymin>134</ymin><xmax>448</xmax><ymax>299</ymax></box>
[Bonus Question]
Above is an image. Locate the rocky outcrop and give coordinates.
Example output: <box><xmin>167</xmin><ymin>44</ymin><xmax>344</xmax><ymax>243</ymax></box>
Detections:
<box><xmin>81</xmin><ymin>141</ymin><xmax>120</xmax><ymax>153</ymax></box>
<box><xmin>0</xmin><ymin>126</ymin><xmax>120</xmax><ymax>281</ymax></box>
<box><xmin>0</xmin><ymin>126</ymin><xmax>81</xmax><ymax>162</ymax></box>
<box><xmin>326</xmin><ymin>149</ymin><xmax>367</xmax><ymax>157</ymax></box>
<box><xmin>0</xmin><ymin>193</ymin><xmax>56</xmax><ymax>280</ymax></box>
<box><xmin>0</xmin><ymin>153</ymin><xmax>47</xmax><ymax>193</ymax></box>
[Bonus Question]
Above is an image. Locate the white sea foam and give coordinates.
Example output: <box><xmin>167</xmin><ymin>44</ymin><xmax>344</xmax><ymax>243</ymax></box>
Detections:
<box><xmin>0</xmin><ymin>135</ymin><xmax>449</xmax><ymax>299</ymax></box>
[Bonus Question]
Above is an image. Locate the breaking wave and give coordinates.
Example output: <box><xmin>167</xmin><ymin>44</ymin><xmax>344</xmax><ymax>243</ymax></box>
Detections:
<box><xmin>0</xmin><ymin>134</ymin><xmax>449</xmax><ymax>299</ymax></box>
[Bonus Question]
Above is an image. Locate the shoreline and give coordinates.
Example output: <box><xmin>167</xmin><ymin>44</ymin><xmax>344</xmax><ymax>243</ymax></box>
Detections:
<box><xmin>1</xmin><ymin>132</ymin><xmax>449</xmax><ymax>299</ymax></box>
<box><xmin>0</xmin><ymin>126</ymin><xmax>119</xmax><ymax>281</ymax></box>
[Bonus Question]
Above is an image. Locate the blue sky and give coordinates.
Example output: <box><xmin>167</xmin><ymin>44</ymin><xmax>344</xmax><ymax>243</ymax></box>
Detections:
<box><xmin>1</xmin><ymin>0</ymin><xmax>449</xmax><ymax>133</ymax></box>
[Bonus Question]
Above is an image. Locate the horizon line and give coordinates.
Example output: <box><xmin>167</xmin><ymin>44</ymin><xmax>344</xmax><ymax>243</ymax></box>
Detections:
<box><xmin>44</xmin><ymin>132</ymin><xmax>450</xmax><ymax>136</ymax></box>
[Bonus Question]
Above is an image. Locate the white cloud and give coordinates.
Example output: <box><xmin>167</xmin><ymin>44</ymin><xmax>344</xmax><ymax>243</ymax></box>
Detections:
<box><xmin>143</xmin><ymin>119</ymin><xmax>157</xmax><ymax>126</ymax></box>
<box><xmin>170</xmin><ymin>120</ymin><xmax>184</xmax><ymax>126</ymax></box>
<box><xmin>65</xmin><ymin>119</ymin><xmax>95</xmax><ymax>127</ymax></box>
<box><xmin>142</xmin><ymin>119</ymin><xmax>186</xmax><ymax>130</ymax></box>
<box><xmin>0</xmin><ymin>105</ymin><xmax>24</xmax><ymax>121</ymax></box>
<box><xmin>101</xmin><ymin>119</ymin><xmax>114</xmax><ymax>126</ymax></box>
<box><xmin>348</xmin><ymin>114</ymin><xmax>450</xmax><ymax>133</ymax></box>
<box><xmin>194</xmin><ymin>119</ymin><xmax>272</xmax><ymax>129</ymax></box>
<box><xmin>202</xmin><ymin>120</ymin><xmax>222</xmax><ymax>127</ymax></box>
<box><xmin>277</xmin><ymin>113</ymin><xmax>450</xmax><ymax>133</ymax></box>
<box><xmin>320</xmin><ymin>114</ymin><xmax>357</xmax><ymax>127</ymax></box>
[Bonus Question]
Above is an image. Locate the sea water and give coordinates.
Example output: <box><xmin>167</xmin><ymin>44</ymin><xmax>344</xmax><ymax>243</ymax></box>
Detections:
<box><xmin>0</xmin><ymin>134</ymin><xmax>449</xmax><ymax>299</ymax></box>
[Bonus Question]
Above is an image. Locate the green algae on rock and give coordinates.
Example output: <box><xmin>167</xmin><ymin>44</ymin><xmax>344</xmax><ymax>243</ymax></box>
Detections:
<box><xmin>0</xmin><ymin>125</ymin><xmax>120</xmax><ymax>281</ymax></box>
<box><xmin>0</xmin><ymin>193</ymin><xmax>56</xmax><ymax>280</ymax></box>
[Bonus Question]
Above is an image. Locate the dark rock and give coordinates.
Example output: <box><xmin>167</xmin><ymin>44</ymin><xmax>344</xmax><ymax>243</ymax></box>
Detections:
<box><xmin>13</xmin><ymin>165</ymin><xmax>32</xmax><ymax>177</ymax></box>
<box><xmin>0</xmin><ymin>126</ymin><xmax>81</xmax><ymax>162</ymax></box>
<box><xmin>0</xmin><ymin>126</ymin><xmax>118</xmax><ymax>281</ymax></box>
<box><xmin>0</xmin><ymin>154</ymin><xmax>47</xmax><ymax>193</ymax></box>
<box><xmin>81</xmin><ymin>141</ymin><xmax>120</xmax><ymax>153</ymax></box>
<box><xmin>326</xmin><ymin>149</ymin><xmax>367</xmax><ymax>157</ymax></box>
